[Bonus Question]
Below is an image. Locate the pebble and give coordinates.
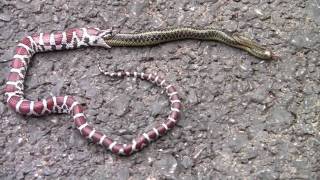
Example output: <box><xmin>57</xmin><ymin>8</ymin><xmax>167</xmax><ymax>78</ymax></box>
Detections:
<box><xmin>74</xmin><ymin>152</ymin><xmax>88</xmax><ymax>161</ymax></box>
<box><xmin>200</xmin><ymin>0</ymin><xmax>218</xmax><ymax>3</ymax></box>
<box><xmin>52</xmin><ymin>15</ymin><xmax>59</xmax><ymax>23</ymax></box>
<box><xmin>43</xmin><ymin>167</ymin><xmax>57</xmax><ymax>176</ymax></box>
<box><xmin>290</xmin><ymin>31</ymin><xmax>320</xmax><ymax>49</ymax></box>
<box><xmin>152</xmin><ymin>154</ymin><xmax>179</xmax><ymax>178</ymax></box>
<box><xmin>307</xmin><ymin>0</ymin><xmax>320</xmax><ymax>25</ymax></box>
<box><xmin>248</xmin><ymin>85</ymin><xmax>268</xmax><ymax>104</ymax></box>
<box><xmin>180</xmin><ymin>156</ymin><xmax>193</xmax><ymax>169</ymax></box>
<box><xmin>266</xmin><ymin>106</ymin><xmax>294</xmax><ymax>133</ymax></box>
<box><xmin>228</xmin><ymin>132</ymin><xmax>249</xmax><ymax>153</ymax></box>
<box><xmin>239</xmin><ymin>147</ymin><xmax>259</xmax><ymax>164</ymax></box>
<box><xmin>112</xmin><ymin>95</ymin><xmax>131</xmax><ymax>116</ymax></box>
<box><xmin>255</xmin><ymin>169</ymin><xmax>279</xmax><ymax>180</ymax></box>
<box><xmin>187</xmin><ymin>89</ymin><xmax>199</xmax><ymax>104</ymax></box>
<box><xmin>29</xmin><ymin>128</ymin><xmax>46</xmax><ymax>145</ymax></box>
<box><xmin>20</xmin><ymin>0</ymin><xmax>32</xmax><ymax>3</ymax></box>
<box><xmin>150</xmin><ymin>99</ymin><xmax>168</xmax><ymax>117</ymax></box>
<box><xmin>51</xmin><ymin>78</ymin><xmax>64</xmax><ymax>95</ymax></box>
<box><xmin>69</xmin><ymin>131</ymin><xmax>86</xmax><ymax>148</ymax></box>
<box><xmin>0</xmin><ymin>13</ymin><xmax>11</xmax><ymax>22</ymax></box>
<box><xmin>131</xmin><ymin>0</ymin><xmax>148</xmax><ymax>16</ymax></box>
<box><xmin>223</xmin><ymin>20</ymin><xmax>238</xmax><ymax>32</ymax></box>
<box><xmin>31</xmin><ymin>0</ymin><xmax>43</xmax><ymax>13</ymax></box>
<box><xmin>116</xmin><ymin>166</ymin><xmax>130</xmax><ymax>180</ymax></box>
<box><xmin>0</xmin><ymin>102</ymin><xmax>5</xmax><ymax>115</ymax></box>
<box><xmin>86</xmin><ymin>87</ymin><xmax>98</xmax><ymax>98</ymax></box>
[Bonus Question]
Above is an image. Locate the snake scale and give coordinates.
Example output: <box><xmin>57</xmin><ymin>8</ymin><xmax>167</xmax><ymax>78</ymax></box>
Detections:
<box><xmin>3</xmin><ymin>27</ymin><xmax>274</xmax><ymax>155</ymax></box>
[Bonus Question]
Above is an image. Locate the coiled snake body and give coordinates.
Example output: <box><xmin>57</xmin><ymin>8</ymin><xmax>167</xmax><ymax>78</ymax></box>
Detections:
<box><xmin>3</xmin><ymin>27</ymin><xmax>274</xmax><ymax>156</ymax></box>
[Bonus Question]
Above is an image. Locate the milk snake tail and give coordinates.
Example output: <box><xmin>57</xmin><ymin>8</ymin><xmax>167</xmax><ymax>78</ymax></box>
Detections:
<box><xmin>3</xmin><ymin>28</ymin><xmax>182</xmax><ymax>156</ymax></box>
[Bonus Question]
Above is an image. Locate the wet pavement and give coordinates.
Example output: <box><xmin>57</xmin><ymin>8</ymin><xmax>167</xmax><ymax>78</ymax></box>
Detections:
<box><xmin>0</xmin><ymin>0</ymin><xmax>319</xmax><ymax>179</ymax></box>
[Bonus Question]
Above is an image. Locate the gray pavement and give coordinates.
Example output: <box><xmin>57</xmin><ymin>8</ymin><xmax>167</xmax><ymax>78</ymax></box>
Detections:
<box><xmin>0</xmin><ymin>0</ymin><xmax>319</xmax><ymax>179</ymax></box>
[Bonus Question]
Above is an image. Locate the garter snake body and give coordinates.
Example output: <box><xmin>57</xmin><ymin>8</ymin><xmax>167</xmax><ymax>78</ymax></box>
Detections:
<box><xmin>104</xmin><ymin>28</ymin><xmax>275</xmax><ymax>60</ymax></box>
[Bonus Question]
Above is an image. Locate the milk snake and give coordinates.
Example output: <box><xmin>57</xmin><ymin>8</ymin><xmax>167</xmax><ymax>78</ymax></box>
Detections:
<box><xmin>4</xmin><ymin>28</ymin><xmax>182</xmax><ymax>156</ymax></box>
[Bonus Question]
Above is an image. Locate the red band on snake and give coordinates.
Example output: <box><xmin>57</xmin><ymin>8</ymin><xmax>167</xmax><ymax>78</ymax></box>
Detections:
<box><xmin>4</xmin><ymin>27</ymin><xmax>182</xmax><ymax>156</ymax></box>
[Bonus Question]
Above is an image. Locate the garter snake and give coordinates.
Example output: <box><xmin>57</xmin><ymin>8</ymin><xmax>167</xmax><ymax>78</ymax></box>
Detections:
<box><xmin>104</xmin><ymin>27</ymin><xmax>276</xmax><ymax>60</ymax></box>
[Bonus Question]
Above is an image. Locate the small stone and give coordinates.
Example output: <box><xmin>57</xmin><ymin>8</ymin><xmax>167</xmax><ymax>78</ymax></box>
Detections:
<box><xmin>117</xmin><ymin>129</ymin><xmax>128</xmax><ymax>135</ymax></box>
<box><xmin>223</xmin><ymin>20</ymin><xmax>238</xmax><ymax>32</ymax></box>
<box><xmin>21</xmin><ymin>165</ymin><xmax>33</xmax><ymax>175</ymax></box>
<box><xmin>187</xmin><ymin>89</ymin><xmax>198</xmax><ymax>104</ymax></box>
<box><xmin>199</xmin><ymin>0</ymin><xmax>218</xmax><ymax>3</ymax></box>
<box><xmin>0</xmin><ymin>136</ymin><xmax>6</xmax><ymax>148</ymax></box>
<box><xmin>180</xmin><ymin>156</ymin><xmax>193</xmax><ymax>169</ymax></box>
<box><xmin>0</xmin><ymin>67</ymin><xmax>7</xmax><ymax>85</ymax></box>
<box><xmin>37</xmin><ymin>13</ymin><xmax>51</xmax><ymax>23</ymax></box>
<box><xmin>240</xmin><ymin>147</ymin><xmax>259</xmax><ymax>164</ymax></box>
<box><xmin>20</xmin><ymin>0</ymin><xmax>32</xmax><ymax>3</ymax></box>
<box><xmin>39</xmin><ymin>60</ymin><xmax>53</xmax><ymax>75</ymax></box>
<box><xmin>29</xmin><ymin>128</ymin><xmax>46</xmax><ymax>145</ymax></box>
<box><xmin>29</xmin><ymin>0</ymin><xmax>43</xmax><ymax>13</ymax></box>
<box><xmin>0</xmin><ymin>102</ymin><xmax>5</xmax><ymax>115</ymax></box>
<box><xmin>266</xmin><ymin>106</ymin><xmax>294</xmax><ymax>133</ymax></box>
<box><xmin>69</xmin><ymin>131</ymin><xmax>86</xmax><ymax>147</ymax></box>
<box><xmin>131</xmin><ymin>0</ymin><xmax>148</xmax><ymax>16</ymax></box>
<box><xmin>255</xmin><ymin>169</ymin><xmax>279</xmax><ymax>180</ymax></box>
<box><xmin>112</xmin><ymin>1</ymin><xmax>120</xmax><ymax>6</ymax></box>
<box><xmin>18</xmin><ymin>19</ymin><xmax>29</xmax><ymax>29</ymax></box>
<box><xmin>227</xmin><ymin>132</ymin><xmax>249</xmax><ymax>153</ymax></box>
<box><xmin>0</xmin><ymin>27</ymin><xmax>13</xmax><ymax>40</ymax></box>
<box><xmin>51</xmin><ymin>78</ymin><xmax>64</xmax><ymax>95</ymax></box>
<box><xmin>295</xmin><ymin>67</ymin><xmax>306</xmax><ymax>78</ymax></box>
<box><xmin>79</xmin><ymin>77</ymin><xmax>91</xmax><ymax>90</ymax></box>
<box><xmin>74</xmin><ymin>152</ymin><xmax>88</xmax><ymax>161</ymax></box>
<box><xmin>248</xmin><ymin>85</ymin><xmax>268</xmax><ymax>104</ymax></box>
<box><xmin>152</xmin><ymin>154</ymin><xmax>178</xmax><ymax>178</ymax></box>
<box><xmin>116</xmin><ymin>166</ymin><xmax>129</xmax><ymax>180</ymax></box>
<box><xmin>150</xmin><ymin>99</ymin><xmax>168</xmax><ymax>117</ymax></box>
<box><xmin>87</xmin><ymin>109</ymin><xmax>98</xmax><ymax>116</ymax></box>
<box><xmin>43</xmin><ymin>167</ymin><xmax>57</xmax><ymax>176</ymax></box>
<box><xmin>86</xmin><ymin>87</ymin><xmax>98</xmax><ymax>98</ymax></box>
<box><xmin>112</xmin><ymin>95</ymin><xmax>131</xmax><ymax>116</ymax></box>
<box><xmin>302</xmin><ymin>95</ymin><xmax>318</xmax><ymax>113</ymax></box>
<box><xmin>307</xmin><ymin>0</ymin><xmax>320</xmax><ymax>25</ymax></box>
<box><xmin>68</xmin><ymin>154</ymin><xmax>75</xmax><ymax>161</ymax></box>
<box><xmin>39</xmin><ymin>146</ymin><xmax>52</xmax><ymax>156</ymax></box>
<box><xmin>290</xmin><ymin>31</ymin><xmax>320</xmax><ymax>49</ymax></box>
<box><xmin>92</xmin><ymin>166</ymin><xmax>111</xmax><ymax>179</ymax></box>
<box><xmin>52</xmin><ymin>15</ymin><xmax>59</xmax><ymax>23</ymax></box>
<box><xmin>0</xmin><ymin>13</ymin><xmax>11</xmax><ymax>22</ymax></box>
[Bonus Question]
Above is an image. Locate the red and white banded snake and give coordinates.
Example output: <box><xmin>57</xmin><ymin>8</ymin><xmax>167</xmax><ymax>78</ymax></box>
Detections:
<box><xmin>3</xmin><ymin>28</ymin><xmax>182</xmax><ymax>156</ymax></box>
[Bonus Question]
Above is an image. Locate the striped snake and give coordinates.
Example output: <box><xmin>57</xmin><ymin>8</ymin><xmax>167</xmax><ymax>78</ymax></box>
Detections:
<box><xmin>105</xmin><ymin>28</ymin><xmax>276</xmax><ymax>60</ymax></box>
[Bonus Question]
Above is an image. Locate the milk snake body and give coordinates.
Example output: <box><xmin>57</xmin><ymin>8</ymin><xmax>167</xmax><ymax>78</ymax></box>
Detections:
<box><xmin>4</xmin><ymin>28</ymin><xmax>182</xmax><ymax>156</ymax></box>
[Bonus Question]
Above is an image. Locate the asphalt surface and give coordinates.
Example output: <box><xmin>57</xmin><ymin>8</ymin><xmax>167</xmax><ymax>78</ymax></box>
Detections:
<box><xmin>0</xmin><ymin>0</ymin><xmax>320</xmax><ymax>179</ymax></box>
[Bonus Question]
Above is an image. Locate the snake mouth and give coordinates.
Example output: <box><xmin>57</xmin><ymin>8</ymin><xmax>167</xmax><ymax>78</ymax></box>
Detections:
<box><xmin>99</xmin><ymin>29</ymin><xmax>113</xmax><ymax>39</ymax></box>
<box><xmin>95</xmin><ymin>29</ymin><xmax>112</xmax><ymax>48</ymax></box>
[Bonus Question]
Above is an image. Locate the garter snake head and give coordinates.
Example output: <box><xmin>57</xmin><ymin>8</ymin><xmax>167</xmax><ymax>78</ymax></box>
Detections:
<box><xmin>232</xmin><ymin>34</ymin><xmax>278</xmax><ymax>60</ymax></box>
